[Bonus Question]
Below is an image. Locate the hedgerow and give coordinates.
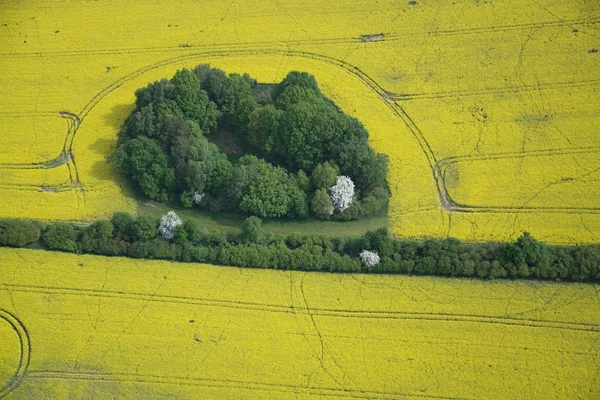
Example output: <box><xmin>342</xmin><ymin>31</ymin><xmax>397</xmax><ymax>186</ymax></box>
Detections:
<box><xmin>2</xmin><ymin>214</ymin><xmax>598</xmax><ymax>283</ymax></box>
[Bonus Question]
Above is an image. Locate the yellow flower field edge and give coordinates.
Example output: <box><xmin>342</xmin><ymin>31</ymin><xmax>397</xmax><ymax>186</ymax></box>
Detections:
<box><xmin>1</xmin><ymin>212</ymin><xmax>599</xmax><ymax>283</ymax></box>
<box><xmin>0</xmin><ymin>247</ymin><xmax>598</xmax><ymax>399</ymax></box>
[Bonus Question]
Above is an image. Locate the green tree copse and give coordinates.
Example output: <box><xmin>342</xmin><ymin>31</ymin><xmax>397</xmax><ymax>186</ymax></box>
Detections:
<box><xmin>115</xmin><ymin>67</ymin><xmax>388</xmax><ymax>220</ymax></box>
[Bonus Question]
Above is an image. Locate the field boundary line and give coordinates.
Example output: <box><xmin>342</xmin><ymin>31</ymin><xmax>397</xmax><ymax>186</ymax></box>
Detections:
<box><xmin>0</xmin><ymin>309</ymin><xmax>30</xmax><ymax>399</ymax></box>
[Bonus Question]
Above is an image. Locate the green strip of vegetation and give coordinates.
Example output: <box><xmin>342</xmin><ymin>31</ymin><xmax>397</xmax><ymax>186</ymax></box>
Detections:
<box><xmin>136</xmin><ymin>198</ymin><xmax>387</xmax><ymax>237</ymax></box>
<box><xmin>1</xmin><ymin>215</ymin><xmax>599</xmax><ymax>283</ymax></box>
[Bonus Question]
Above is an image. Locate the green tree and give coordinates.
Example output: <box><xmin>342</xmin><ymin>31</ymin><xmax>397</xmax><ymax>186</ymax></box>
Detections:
<box><xmin>294</xmin><ymin>170</ymin><xmax>310</xmax><ymax>193</ymax></box>
<box><xmin>242</xmin><ymin>216</ymin><xmax>263</xmax><ymax>243</ymax></box>
<box><xmin>239</xmin><ymin>159</ymin><xmax>296</xmax><ymax>218</ymax></box>
<box><xmin>247</xmin><ymin>104</ymin><xmax>282</xmax><ymax>150</ymax></box>
<box><xmin>80</xmin><ymin>220</ymin><xmax>114</xmax><ymax>252</ymax></box>
<box><xmin>311</xmin><ymin>161</ymin><xmax>339</xmax><ymax>190</ymax></box>
<box><xmin>222</xmin><ymin>73</ymin><xmax>258</xmax><ymax>136</ymax></box>
<box><xmin>114</xmin><ymin>136</ymin><xmax>176</xmax><ymax>201</ymax></box>
<box><xmin>132</xmin><ymin>215</ymin><xmax>158</xmax><ymax>241</ymax></box>
<box><xmin>272</xmin><ymin>71</ymin><xmax>322</xmax><ymax>100</ymax></box>
<box><xmin>135</xmin><ymin>78</ymin><xmax>175</xmax><ymax>109</ymax></box>
<box><xmin>42</xmin><ymin>222</ymin><xmax>79</xmax><ymax>253</ymax></box>
<box><xmin>311</xmin><ymin>189</ymin><xmax>334</xmax><ymax>219</ymax></box>
<box><xmin>171</xmin><ymin>68</ymin><xmax>220</xmax><ymax>134</ymax></box>
<box><xmin>110</xmin><ymin>212</ymin><xmax>135</xmax><ymax>241</ymax></box>
<box><xmin>0</xmin><ymin>219</ymin><xmax>44</xmax><ymax>247</ymax></box>
<box><xmin>194</xmin><ymin>64</ymin><xmax>229</xmax><ymax>106</ymax></box>
<box><xmin>183</xmin><ymin>219</ymin><xmax>203</xmax><ymax>244</ymax></box>
<box><xmin>185</xmin><ymin>135</ymin><xmax>228</xmax><ymax>193</ymax></box>
<box><xmin>124</xmin><ymin>104</ymin><xmax>158</xmax><ymax>140</ymax></box>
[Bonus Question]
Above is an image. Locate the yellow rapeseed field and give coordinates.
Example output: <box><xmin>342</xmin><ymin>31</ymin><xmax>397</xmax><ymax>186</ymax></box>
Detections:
<box><xmin>0</xmin><ymin>0</ymin><xmax>598</xmax><ymax>243</ymax></box>
<box><xmin>0</xmin><ymin>247</ymin><xmax>598</xmax><ymax>399</ymax></box>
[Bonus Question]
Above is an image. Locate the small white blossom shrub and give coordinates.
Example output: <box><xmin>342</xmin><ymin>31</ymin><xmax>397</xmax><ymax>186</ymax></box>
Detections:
<box><xmin>360</xmin><ymin>250</ymin><xmax>380</xmax><ymax>268</ymax></box>
<box><xmin>159</xmin><ymin>210</ymin><xmax>183</xmax><ymax>240</ymax></box>
<box><xmin>192</xmin><ymin>191</ymin><xmax>204</xmax><ymax>205</ymax></box>
<box><xmin>329</xmin><ymin>175</ymin><xmax>355</xmax><ymax>212</ymax></box>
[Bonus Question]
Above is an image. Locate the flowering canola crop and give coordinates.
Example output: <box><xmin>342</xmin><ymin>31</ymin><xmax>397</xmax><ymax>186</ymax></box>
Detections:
<box><xmin>0</xmin><ymin>248</ymin><xmax>598</xmax><ymax>399</ymax></box>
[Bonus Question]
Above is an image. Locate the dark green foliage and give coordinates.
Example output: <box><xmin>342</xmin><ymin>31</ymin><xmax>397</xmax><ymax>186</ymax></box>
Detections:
<box><xmin>116</xmin><ymin>67</ymin><xmax>389</xmax><ymax>220</ymax></box>
<box><xmin>271</xmin><ymin>71</ymin><xmax>321</xmax><ymax>100</ymax></box>
<box><xmin>183</xmin><ymin>219</ymin><xmax>203</xmax><ymax>245</ymax></box>
<box><xmin>80</xmin><ymin>220</ymin><xmax>115</xmax><ymax>253</ymax></box>
<box><xmin>271</xmin><ymin>94</ymin><xmax>346</xmax><ymax>170</ymax></box>
<box><xmin>171</xmin><ymin>69</ymin><xmax>220</xmax><ymax>134</ymax></box>
<box><xmin>287</xmin><ymin>183</ymin><xmax>309</xmax><ymax>218</ymax></box>
<box><xmin>294</xmin><ymin>170</ymin><xmax>311</xmax><ymax>193</ymax></box>
<box><xmin>238</xmin><ymin>157</ymin><xmax>306</xmax><ymax>218</ymax></box>
<box><xmin>241</xmin><ymin>216</ymin><xmax>262</xmax><ymax>243</ymax></box>
<box><xmin>135</xmin><ymin>78</ymin><xmax>175</xmax><ymax>109</ymax></box>
<box><xmin>42</xmin><ymin>222</ymin><xmax>79</xmax><ymax>253</ymax></box>
<box><xmin>110</xmin><ymin>212</ymin><xmax>135</xmax><ymax>240</ymax></box>
<box><xmin>362</xmin><ymin>228</ymin><xmax>394</xmax><ymax>258</ymax></box>
<box><xmin>504</xmin><ymin>232</ymin><xmax>553</xmax><ymax>278</ymax></box>
<box><xmin>247</xmin><ymin>104</ymin><xmax>282</xmax><ymax>150</ymax></box>
<box><xmin>173</xmin><ymin>225</ymin><xmax>189</xmax><ymax>245</ymax></box>
<box><xmin>194</xmin><ymin>64</ymin><xmax>229</xmax><ymax>106</ymax></box>
<box><xmin>113</xmin><ymin>136</ymin><xmax>176</xmax><ymax>200</ymax></box>
<box><xmin>222</xmin><ymin>73</ymin><xmax>258</xmax><ymax>136</ymax></box>
<box><xmin>0</xmin><ymin>219</ymin><xmax>43</xmax><ymax>247</ymax></box>
<box><xmin>132</xmin><ymin>215</ymin><xmax>158</xmax><ymax>241</ymax></box>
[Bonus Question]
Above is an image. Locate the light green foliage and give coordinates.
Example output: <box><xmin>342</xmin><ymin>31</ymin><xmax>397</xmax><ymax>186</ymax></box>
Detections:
<box><xmin>311</xmin><ymin>161</ymin><xmax>339</xmax><ymax>190</ymax></box>
<box><xmin>242</xmin><ymin>216</ymin><xmax>263</xmax><ymax>243</ymax></box>
<box><xmin>311</xmin><ymin>189</ymin><xmax>334</xmax><ymax>219</ymax></box>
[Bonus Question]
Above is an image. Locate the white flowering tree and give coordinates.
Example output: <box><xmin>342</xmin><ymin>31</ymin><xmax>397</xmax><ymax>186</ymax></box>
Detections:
<box><xmin>360</xmin><ymin>250</ymin><xmax>380</xmax><ymax>268</ymax></box>
<box><xmin>159</xmin><ymin>210</ymin><xmax>183</xmax><ymax>240</ymax></box>
<box><xmin>329</xmin><ymin>175</ymin><xmax>355</xmax><ymax>212</ymax></box>
<box><xmin>192</xmin><ymin>191</ymin><xmax>204</xmax><ymax>205</ymax></box>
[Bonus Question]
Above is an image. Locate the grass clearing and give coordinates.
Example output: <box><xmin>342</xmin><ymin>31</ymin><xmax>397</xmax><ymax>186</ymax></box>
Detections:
<box><xmin>137</xmin><ymin>197</ymin><xmax>387</xmax><ymax>238</ymax></box>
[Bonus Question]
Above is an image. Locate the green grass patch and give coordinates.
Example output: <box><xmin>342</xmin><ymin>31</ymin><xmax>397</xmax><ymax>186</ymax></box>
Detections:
<box><xmin>136</xmin><ymin>198</ymin><xmax>387</xmax><ymax>238</ymax></box>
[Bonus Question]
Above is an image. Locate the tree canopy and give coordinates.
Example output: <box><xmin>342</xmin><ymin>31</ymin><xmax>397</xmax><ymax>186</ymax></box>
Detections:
<box><xmin>115</xmin><ymin>66</ymin><xmax>389</xmax><ymax>220</ymax></box>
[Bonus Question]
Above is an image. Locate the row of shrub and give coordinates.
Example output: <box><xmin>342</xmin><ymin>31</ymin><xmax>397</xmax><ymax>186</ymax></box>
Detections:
<box><xmin>1</xmin><ymin>215</ymin><xmax>599</xmax><ymax>282</ymax></box>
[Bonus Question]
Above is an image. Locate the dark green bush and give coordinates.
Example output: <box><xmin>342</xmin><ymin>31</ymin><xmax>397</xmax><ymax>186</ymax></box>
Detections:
<box><xmin>0</xmin><ymin>219</ymin><xmax>43</xmax><ymax>247</ymax></box>
<box><xmin>42</xmin><ymin>222</ymin><xmax>79</xmax><ymax>253</ymax></box>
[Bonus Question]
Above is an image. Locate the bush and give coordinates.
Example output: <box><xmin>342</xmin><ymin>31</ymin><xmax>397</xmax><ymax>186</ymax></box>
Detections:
<box><xmin>242</xmin><ymin>216</ymin><xmax>262</xmax><ymax>243</ymax></box>
<box><xmin>111</xmin><ymin>212</ymin><xmax>135</xmax><ymax>241</ymax></box>
<box><xmin>0</xmin><ymin>219</ymin><xmax>44</xmax><ymax>247</ymax></box>
<box><xmin>42</xmin><ymin>222</ymin><xmax>79</xmax><ymax>253</ymax></box>
<box><xmin>132</xmin><ymin>215</ymin><xmax>158</xmax><ymax>241</ymax></box>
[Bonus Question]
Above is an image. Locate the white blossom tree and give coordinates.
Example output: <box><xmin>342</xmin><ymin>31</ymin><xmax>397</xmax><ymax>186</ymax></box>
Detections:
<box><xmin>192</xmin><ymin>191</ymin><xmax>204</xmax><ymax>205</ymax></box>
<box><xmin>360</xmin><ymin>250</ymin><xmax>380</xmax><ymax>268</ymax></box>
<box><xmin>329</xmin><ymin>175</ymin><xmax>355</xmax><ymax>212</ymax></box>
<box><xmin>159</xmin><ymin>210</ymin><xmax>183</xmax><ymax>240</ymax></box>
